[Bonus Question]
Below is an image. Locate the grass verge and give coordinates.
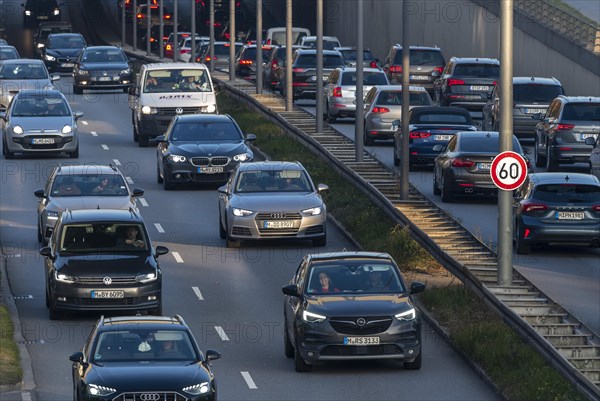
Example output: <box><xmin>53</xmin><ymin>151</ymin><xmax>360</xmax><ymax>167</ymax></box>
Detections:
<box><xmin>0</xmin><ymin>304</ymin><xmax>22</xmax><ymax>386</ymax></box>
<box><xmin>217</xmin><ymin>91</ymin><xmax>587</xmax><ymax>401</ymax></box>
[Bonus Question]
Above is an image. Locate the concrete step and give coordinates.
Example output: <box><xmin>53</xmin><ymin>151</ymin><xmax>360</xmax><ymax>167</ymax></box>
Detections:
<box><xmin>556</xmin><ymin>346</ymin><xmax>600</xmax><ymax>359</ymax></box>
<box><xmin>531</xmin><ymin>324</ymin><xmax>580</xmax><ymax>336</ymax></box>
<box><xmin>569</xmin><ymin>357</ymin><xmax>600</xmax><ymax>370</ymax></box>
<box><xmin>544</xmin><ymin>334</ymin><xmax>590</xmax><ymax>346</ymax></box>
<box><xmin>522</xmin><ymin>314</ymin><xmax>568</xmax><ymax>325</ymax></box>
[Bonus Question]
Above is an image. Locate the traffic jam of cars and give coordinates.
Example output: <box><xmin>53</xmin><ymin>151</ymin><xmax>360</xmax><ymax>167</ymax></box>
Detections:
<box><xmin>0</xmin><ymin>2</ymin><xmax>599</xmax><ymax>399</ymax></box>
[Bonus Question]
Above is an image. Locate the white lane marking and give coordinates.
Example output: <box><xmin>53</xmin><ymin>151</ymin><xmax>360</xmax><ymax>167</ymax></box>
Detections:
<box><xmin>154</xmin><ymin>223</ymin><xmax>165</xmax><ymax>233</ymax></box>
<box><xmin>112</xmin><ymin>159</ymin><xmax>121</xmax><ymax>166</ymax></box>
<box><xmin>192</xmin><ymin>286</ymin><xmax>204</xmax><ymax>300</ymax></box>
<box><xmin>81</xmin><ymin>121</ymin><xmax>88</xmax><ymax>125</ymax></box>
<box><xmin>241</xmin><ymin>371</ymin><xmax>257</xmax><ymax>389</ymax></box>
<box><xmin>215</xmin><ymin>326</ymin><xmax>229</xmax><ymax>341</ymax></box>
<box><xmin>125</xmin><ymin>177</ymin><xmax>134</xmax><ymax>185</ymax></box>
<box><xmin>21</xmin><ymin>392</ymin><xmax>32</xmax><ymax>401</ymax></box>
<box><xmin>139</xmin><ymin>198</ymin><xmax>149</xmax><ymax>207</ymax></box>
<box><xmin>101</xmin><ymin>144</ymin><xmax>109</xmax><ymax>150</ymax></box>
<box><xmin>172</xmin><ymin>251</ymin><xmax>184</xmax><ymax>263</ymax></box>
<box><xmin>90</xmin><ymin>131</ymin><xmax>98</xmax><ymax>136</ymax></box>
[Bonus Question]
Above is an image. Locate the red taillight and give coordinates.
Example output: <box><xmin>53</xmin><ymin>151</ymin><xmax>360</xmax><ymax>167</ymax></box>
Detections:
<box><xmin>371</xmin><ymin>107</ymin><xmax>390</xmax><ymax>114</ymax></box>
<box><xmin>179</xmin><ymin>49</ymin><xmax>190</xmax><ymax>54</ymax></box>
<box><xmin>433</xmin><ymin>67</ymin><xmax>443</xmax><ymax>74</ymax></box>
<box><xmin>271</xmin><ymin>59</ymin><xmax>279</xmax><ymax>69</ymax></box>
<box><xmin>556</xmin><ymin>124</ymin><xmax>575</xmax><ymax>131</ymax></box>
<box><xmin>292</xmin><ymin>68</ymin><xmax>306</xmax><ymax>73</ymax></box>
<box><xmin>195</xmin><ymin>56</ymin><xmax>201</xmax><ymax>62</ymax></box>
<box><xmin>492</xmin><ymin>80</ymin><xmax>497</xmax><ymax>86</ymax></box>
<box><xmin>409</xmin><ymin>131</ymin><xmax>432</xmax><ymax>139</ymax></box>
<box><xmin>369</xmin><ymin>61</ymin><xmax>378</xmax><ymax>68</ymax></box>
<box><xmin>522</xmin><ymin>202</ymin><xmax>548</xmax><ymax>213</ymax></box>
<box><xmin>266</xmin><ymin>38</ymin><xmax>271</xmax><ymax>45</ymax></box>
<box><xmin>451</xmin><ymin>158</ymin><xmax>475</xmax><ymax>168</ymax></box>
<box><xmin>559</xmin><ymin>147</ymin><xmax>573</xmax><ymax>151</ymax></box>
<box><xmin>333</xmin><ymin>87</ymin><xmax>342</xmax><ymax>97</ymax></box>
<box><xmin>524</xmin><ymin>228</ymin><xmax>531</xmax><ymax>238</ymax></box>
<box><xmin>164</xmin><ymin>14</ymin><xmax>171</xmax><ymax>19</ymax></box>
<box><xmin>239</xmin><ymin>60</ymin><xmax>253</xmax><ymax>65</ymax></box>
<box><xmin>389</xmin><ymin>65</ymin><xmax>402</xmax><ymax>73</ymax></box>
<box><xmin>136</xmin><ymin>13</ymin><xmax>142</xmax><ymax>19</ymax></box>
<box><xmin>448</xmin><ymin>79</ymin><xmax>464</xmax><ymax>86</ymax></box>
<box><xmin>592</xmin><ymin>205</ymin><xmax>600</xmax><ymax>212</ymax></box>
<box><xmin>150</xmin><ymin>38</ymin><xmax>155</xmax><ymax>42</ymax></box>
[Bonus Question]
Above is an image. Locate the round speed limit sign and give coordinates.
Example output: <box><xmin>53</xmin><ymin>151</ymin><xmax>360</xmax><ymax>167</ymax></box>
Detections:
<box><xmin>490</xmin><ymin>151</ymin><xmax>528</xmax><ymax>191</ymax></box>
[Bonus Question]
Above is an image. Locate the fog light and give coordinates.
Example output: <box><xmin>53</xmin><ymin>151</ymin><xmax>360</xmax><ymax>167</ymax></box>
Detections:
<box><xmin>308</xmin><ymin>352</ymin><xmax>314</xmax><ymax>357</ymax></box>
<box><xmin>408</xmin><ymin>349</ymin><xmax>414</xmax><ymax>355</ymax></box>
<box><xmin>57</xmin><ymin>297</ymin><xmax>66</xmax><ymax>302</ymax></box>
<box><xmin>81</xmin><ymin>81</ymin><xmax>88</xmax><ymax>85</ymax></box>
<box><xmin>174</xmin><ymin>174</ymin><xmax>182</xmax><ymax>179</ymax></box>
<box><xmin>148</xmin><ymin>296</ymin><xmax>156</xmax><ymax>301</ymax></box>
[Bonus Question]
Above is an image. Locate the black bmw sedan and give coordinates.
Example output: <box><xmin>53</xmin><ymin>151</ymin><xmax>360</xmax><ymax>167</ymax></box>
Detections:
<box><xmin>282</xmin><ymin>251</ymin><xmax>426</xmax><ymax>372</ymax></box>
<box><xmin>72</xmin><ymin>46</ymin><xmax>135</xmax><ymax>94</ymax></box>
<box><xmin>70</xmin><ymin>315</ymin><xmax>221</xmax><ymax>401</ymax></box>
<box><xmin>156</xmin><ymin>114</ymin><xmax>256</xmax><ymax>190</ymax></box>
<box><xmin>42</xmin><ymin>33</ymin><xmax>86</xmax><ymax>73</ymax></box>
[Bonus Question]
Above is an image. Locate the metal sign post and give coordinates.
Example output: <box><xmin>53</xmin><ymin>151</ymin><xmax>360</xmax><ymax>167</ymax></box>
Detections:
<box><xmin>256</xmin><ymin>0</ymin><xmax>263</xmax><ymax>94</ymax></box>
<box><xmin>354</xmin><ymin>0</ymin><xmax>364</xmax><ymax>162</ymax></box>
<box><xmin>191</xmin><ymin>0</ymin><xmax>196</xmax><ymax>63</ymax></box>
<box><xmin>285</xmin><ymin>0</ymin><xmax>292</xmax><ymax>111</ymax></box>
<box><xmin>229</xmin><ymin>0</ymin><xmax>236</xmax><ymax>81</ymax></box>
<box><xmin>146</xmin><ymin>0</ymin><xmax>151</xmax><ymax>56</ymax></box>
<box><xmin>173</xmin><ymin>0</ymin><xmax>178</xmax><ymax>62</ymax></box>
<box><xmin>159</xmin><ymin>1</ymin><xmax>164</xmax><ymax>59</ymax></box>
<box><xmin>121</xmin><ymin>0</ymin><xmax>126</xmax><ymax>48</ymax></box>
<box><xmin>132</xmin><ymin>0</ymin><xmax>137</xmax><ymax>51</ymax></box>
<box><xmin>315</xmin><ymin>0</ymin><xmax>323</xmax><ymax>134</ymax></box>
<box><xmin>400</xmin><ymin>0</ymin><xmax>410</xmax><ymax>200</ymax></box>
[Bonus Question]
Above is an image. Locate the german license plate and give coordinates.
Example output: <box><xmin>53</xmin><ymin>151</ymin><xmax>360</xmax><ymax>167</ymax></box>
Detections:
<box><xmin>470</xmin><ymin>85</ymin><xmax>489</xmax><ymax>91</ymax></box>
<box><xmin>580</xmin><ymin>133</ymin><xmax>598</xmax><ymax>140</ymax></box>
<box><xmin>198</xmin><ymin>166</ymin><xmax>223</xmax><ymax>174</ymax></box>
<box><xmin>91</xmin><ymin>290</ymin><xmax>125</xmax><ymax>299</ymax></box>
<box><xmin>32</xmin><ymin>138</ymin><xmax>55</xmax><ymax>145</ymax></box>
<box><xmin>310</xmin><ymin>76</ymin><xmax>317</xmax><ymax>81</ymax></box>
<box><xmin>61</xmin><ymin>63</ymin><xmax>74</xmax><ymax>68</ymax></box>
<box><xmin>477</xmin><ymin>162</ymin><xmax>491</xmax><ymax>170</ymax></box>
<box><xmin>410</xmin><ymin>75</ymin><xmax>429</xmax><ymax>81</ymax></box>
<box><xmin>556</xmin><ymin>212</ymin><xmax>584</xmax><ymax>220</ymax></box>
<box><xmin>344</xmin><ymin>337</ymin><xmax>380</xmax><ymax>345</ymax></box>
<box><xmin>434</xmin><ymin>134</ymin><xmax>453</xmax><ymax>141</ymax></box>
<box><xmin>263</xmin><ymin>220</ymin><xmax>294</xmax><ymax>229</ymax></box>
<box><xmin>38</xmin><ymin>16</ymin><xmax>48</xmax><ymax>19</ymax></box>
<box><xmin>98</xmin><ymin>76</ymin><xmax>114</xmax><ymax>81</ymax></box>
<box><xmin>524</xmin><ymin>108</ymin><xmax>546</xmax><ymax>114</ymax></box>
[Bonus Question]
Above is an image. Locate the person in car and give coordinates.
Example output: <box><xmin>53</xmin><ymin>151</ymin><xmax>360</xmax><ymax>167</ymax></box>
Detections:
<box><xmin>56</xmin><ymin>177</ymin><xmax>81</xmax><ymax>195</ymax></box>
<box><xmin>364</xmin><ymin>270</ymin><xmax>387</xmax><ymax>291</ymax></box>
<box><xmin>91</xmin><ymin>178</ymin><xmax>116</xmax><ymax>194</ymax></box>
<box><xmin>117</xmin><ymin>226</ymin><xmax>144</xmax><ymax>248</ymax></box>
<box><xmin>313</xmin><ymin>272</ymin><xmax>340</xmax><ymax>293</ymax></box>
<box><xmin>145</xmin><ymin>76</ymin><xmax>160</xmax><ymax>91</ymax></box>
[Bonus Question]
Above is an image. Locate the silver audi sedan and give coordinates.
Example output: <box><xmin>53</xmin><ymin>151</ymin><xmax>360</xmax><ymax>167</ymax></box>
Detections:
<box><xmin>1</xmin><ymin>89</ymin><xmax>82</xmax><ymax>159</ymax></box>
<box><xmin>0</xmin><ymin>58</ymin><xmax>59</xmax><ymax>110</ymax></box>
<box><xmin>218</xmin><ymin>161</ymin><xmax>329</xmax><ymax>248</ymax></box>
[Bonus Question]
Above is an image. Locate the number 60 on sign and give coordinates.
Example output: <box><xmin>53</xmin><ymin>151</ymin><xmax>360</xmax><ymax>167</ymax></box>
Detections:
<box><xmin>490</xmin><ymin>151</ymin><xmax>528</xmax><ymax>191</ymax></box>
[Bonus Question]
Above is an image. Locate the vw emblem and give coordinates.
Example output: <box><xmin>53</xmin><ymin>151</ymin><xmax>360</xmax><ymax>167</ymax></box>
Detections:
<box><xmin>175</xmin><ymin>107</ymin><xmax>184</xmax><ymax>115</ymax></box>
<box><xmin>140</xmin><ymin>394</ymin><xmax>160</xmax><ymax>401</ymax></box>
<box><xmin>270</xmin><ymin>212</ymin><xmax>286</xmax><ymax>219</ymax></box>
<box><xmin>356</xmin><ymin>318</ymin><xmax>366</xmax><ymax>327</ymax></box>
<box><xmin>417</xmin><ymin>66</ymin><xmax>422</xmax><ymax>71</ymax></box>
<box><xmin>102</xmin><ymin>276</ymin><xmax>112</xmax><ymax>286</ymax></box>
<box><xmin>102</xmin><ymin>71</ymin><xmax>108</xmax><ymax>76</ymax></box>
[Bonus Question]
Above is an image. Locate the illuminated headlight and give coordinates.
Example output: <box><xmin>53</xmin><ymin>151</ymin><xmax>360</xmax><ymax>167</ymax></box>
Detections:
<box><xmin>53</xmin><ymin>8</ymin><xmax>60</xmax><ymax>16</ymax></box>
<box><xmin>120</xmin><ymin>68</ymin><xmax>131</xmax><ymax>75</ymax></box>
<box><xmin>45</xmin><ymin>54</ymin><xmax>56</xmax><ymax>61</ymax></box>
<box><xmin>302</xmin><ymin>310</ymin><xmax>326</xmax><ymax>323</ymax></box>
<box><xmin>61</xmin><ymin>125</ymin><xmax>73</xmax><ymax>134</ymax></box>
<box><xmin>54</xmin><ymin>271</ymin><xmax>77</xmax><ymax>283</ymax></box>
<box><xmin>25</xmin><ymin>10</ymin><xmax>31</xmax><ymax>16</ymax></box>
<box><xmin>302</xmin><ymin>207</ymin><xmax>322</xmax><ymax>216</ymax></box>
<box><xmin>395</xmin><ymin>308</ymin><xmax>416</xmax><ymax>321</ymax></box>
<box><xmin>183</xmin><ymin>382</ymin><xmax>210</xmax><ymax>395</ymax></box>
<box><xmin>232</xmin><ymin>208</ymin><xmax>253</xmax><ymax>217</ymax></box>
<box><xmin>37</xmin><ymin>43</ymin><xmax>45</xmax><ymax>49</ymax></box>
<box><xmin>12</xmin><ymin>125</ymin><xmax>24</xmax><ymax>135</ymax></box>
<box><xmin>233</xmin><ymin>153</ymin><xmax>252</xmax><ymax>162</ymax></box>
<box><xmin>135</xmin><ymin>273</ymin><xmax>156</xmax><ymax>283</ymax></box>
<box><xmin>141</xmin><ymin>105</ymin><xmax>158</xmax><ymax>114</ymax></box>
<box><xmin>87</xmin><ymin>384</ymin><xmax>116</xmax><ymax>397</ymax></box>
<box><xmin>168</xmin><ymin>154</ymin><xmax>186</xmax><ymax>162</ymax></box>
<box><xmin>46</xmin><ymin>210</ymin><xmax>59</xmax><ymax>221</ymax></box>
<box><xmin>77</xmin><ymin>69</ymin><xmax>89</xmax><ymax>75</ymax></box>
<box><xmin>205</xmin><ymin>104</ymin><xmax>216</xmax><ymax>113</ymax></box>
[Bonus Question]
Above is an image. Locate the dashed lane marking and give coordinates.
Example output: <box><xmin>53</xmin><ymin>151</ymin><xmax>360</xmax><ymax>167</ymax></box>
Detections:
<box><xmin>172</xmin><ymin>252</ymin><xmax>184</xmax><ymax>263</ymax></box>
<box><xmin>81</xmin><ymin>121</ymin><xmax>88</xmax><ymax>125</ymax></box>
<box><xmin>101</xmin><ymin>144</ymin><xmax>109</xmax><ymax>150</ymax></box>
<box><xmin>215</xmin><ymin>326</ymin><xmax>229</xmax><ymax>341</ymax></box>
<box><xmin>241</xmin><ymin>372</ymin><xmax>257</xmax><ymax>389</ymax></box>
<box><xmin>91</xmin><ymin>131</ymin><xmax>98</xmax><ymax>136</ymax></box>
<box><xmin>192</xmin><ymin>286</ymin><xmax>204</xmax><ymax>300</ymax></box>
<box><xmin>154</xmin><ymin>223</ymin><xmax>165</xmax><ymax>233</ymax></box>
<box><xmin>112</xmin><ymin>159</ymin><xmax>121</xmax><ymax>166</ymax></box>
<box><xmin>125</xmin><ymin>177</ymin><xmax>134</xmax><ymax>185</ymax></box>
<box><xmin>139</xmin><ymin>198</ymin><xmax>149</xmax><ymax>207</ymax></box>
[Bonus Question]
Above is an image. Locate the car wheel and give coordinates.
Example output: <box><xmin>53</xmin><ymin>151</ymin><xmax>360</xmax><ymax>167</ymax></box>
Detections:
<box><xmin>37</xmin><ymin>219</ymin><xmax>43</xmax><ymax>243</ymax></box>
<box><xmin>69</xmin><ymin>146</ymin><xmax>79</xmax><ymax>159</ymax></box>
<box><xmin>45</xmin><ymin>288</ymin><xmax>50</xmax><ymax>308</ymax></box>
<box><xmin>163</xmin><ymin>176</ymin><xmax>174</xmax><ymax>190</ymax></box>
<box><xmin>219</xmin><ymin>215</ymin><xmax>226</xmax><ymax>240</ymax></box>
<box><xmin>432</xmin><ymin>171</ymin><xmax>441</xmax><ymax>196</ymax></box>
<box><xmin>440</xmin><ymin>174</ymin><xmax>454</xmax><ymax>203</ymax></box>
<box><xmin>403</xmin><ymin>350</ymin><xmax>422</xmax><ymax>370</ymax></box>
<box><xmin>226</xmin><ymin>237</ymin><xmax>240</xmax><ymax>248</ymax></box>
<box><xmin>72</xmin><ymin>85</ymin><xmax>83</xmax><ymax>95</ymax></box>
<box><xmin>546</xmin><ymin>149</ymin><xmax>558</xmax><ymax>172</ymax></box>
<box><xmin>534</xmin><ymin>139</ymin><xmax>545</xmax><ymax>168</ymax></box>
<box><xmin>139</xmin><ymin>135</ymin><xmax>149</xmax><ymax>148</ymax></box>
<box><xmin>3</xmin><ymin>136</ymin><xmax>14</xmax><ymax>159</ymax></box>
<box><xmin>515</xmin><ymin>223</ymin><xmax>531</xmax><ymax>255</ymax></box>
<box><xmin>294</xmin><ymin>338</ymin><xmax>312</xmax><ymax>372</ymax></box>
<box><xmin>312</xmin><ymin>234</ymin><xmax>326</xmax><ymax>247</ymax></box>
<box><xmin>363</xmin><ymin>129</ymin><xmax>374</xmax><ymax>146</ymax></box>
<box><xmin>133</xmin><ymin>114</ymin><xmax>139</xmax><ymax>142</ymax></box>
<box><xmin>283</xmin><ymin>326</ymin><xmax>294</xmax><ymax>358</ymax></box>
<box><xmin>325</xmin><ymin>104</ymin><xmax>336</xmax><ymax>123</ymax></box>
<box><xmin>49</xmin><ymin>301</ymin><xmax>62</xmax><ymax>321</ymax></box>
<box><xmin>393</xmin><ymin>141</ymin><xmax>400</xmax><ymax>167</ymax></box>
<box><xmin>157</xmin><ymin>162</ymin><xmax>163</xmax><ymax>184</ymax></box>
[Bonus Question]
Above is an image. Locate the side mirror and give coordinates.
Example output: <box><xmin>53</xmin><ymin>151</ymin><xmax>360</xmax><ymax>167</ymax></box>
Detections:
<box><xmin>34</xmin><ymin>189</ymin><xmax>46</xmax><ymax>198</ymax></box>
<box><xmin>391</xmin><ymin>119</ymin><xmax>400</xmax><ymax>131</ymax></box>
<box><xmin>132</xmin><ymin>188</ymin><xmax>144</xmax><ymax>197</ymax></box>
<box><xmin>155</xmin><ymin>245</ymin><xmax>169</xmax><ymax>257</ymax></box>
<box><xmin>205</xmin><ymin>349</ymin><xmax>221</xmax><ymax>361</ymax></box>
<box><xmin>409</xmin><ymin>281</ymin><xmax>426</xmax><ymax>295</ymax></box>
<box><xmin>51</xmin><ymin>74</ymin><xmax>60</xmax><ymax>82</ymax></box>
<box><xmin>282</xmin><ymin>284</ymin><xmax>300</xmax><ymax>297</ymax></box>
<box><xmin>245</xmin><ymin>133</ymin><xmax>257</xmax><ymax>141</ymax></box>
<box><xmin>317</xmin><ymin>183</ymin><xmax>329</xmax><ymax>193</ymax></box>
<box><xmin>585</xmin><ymin>137</ymin><xmax>596</xmax><ymax>146</ymax></box>
<box><xmin>73</xmin><ymin>111</ymin><xmax>84</xmax><ymax>120</ymax></box>
<box><xmin>217</xmin><ymin>185</ymin><xmax>229</xmax><ymax>195</ymax></box>
<box><xmin>39</xmin><ymin>246</ymin><xmax>52</xmax><ymax>258</ymax></box>
<box><xmin>69</xmin><ymin>352</ymin><xmax>83</xmax><ymax>363</ymax></box>
<box><xmin>154</xmin><ymin>135</ymin><xmax>166</xmax><ymax>143</ymax></box>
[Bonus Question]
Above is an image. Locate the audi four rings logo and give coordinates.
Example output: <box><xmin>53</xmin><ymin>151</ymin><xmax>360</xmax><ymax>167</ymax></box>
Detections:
<box><xmin>270</xmin><ymin>213</ymin><xmax>286</xmax><ymax>219</ymax></box>
<box><xmin>356</xmin><ymin>318</ymin><xmax>366</xmax><ymax>327</ymax></box>
<box><xmin>103</xmin><ymin>276</ymin><xmax>112</xmax><ymax>286</ymax></box>
<box><xmin>175</xmin><ymin>107</ymin><xmax>183</xmax><ymax>114</ymax></box>
<box><xmin>140</xmin><ymin>394</ymin><xmax>160</xmax><ymax>401</ymax></box>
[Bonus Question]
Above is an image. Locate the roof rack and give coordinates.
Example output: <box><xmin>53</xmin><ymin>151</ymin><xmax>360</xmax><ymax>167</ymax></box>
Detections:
<box><xmin>109</xmin><ymin>163</ymin><xmax>119</xmax><ymax>172</ymax></box>
<box><xmin>175</xmin><ymin>314</ymin><xmax>186</xmax><ymax>325</ymax></box>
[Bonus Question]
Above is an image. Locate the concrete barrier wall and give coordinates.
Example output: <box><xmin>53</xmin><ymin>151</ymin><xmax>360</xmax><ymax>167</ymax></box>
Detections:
<box><xmin>324</xmin><ymin>0</ymin><xmax>600</xmax><ymax>96</ymax></box>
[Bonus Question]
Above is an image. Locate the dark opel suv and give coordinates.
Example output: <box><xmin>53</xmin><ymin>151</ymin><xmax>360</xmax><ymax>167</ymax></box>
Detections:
<box><xmin>40</xmin><ymin>209</ymin><xmax>168</xmax><ymax>319</ymax></box>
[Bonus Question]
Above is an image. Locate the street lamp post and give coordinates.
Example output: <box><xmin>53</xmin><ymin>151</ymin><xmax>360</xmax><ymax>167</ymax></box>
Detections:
<box><xmin>355</xmin><ymin>0</ymin><xmax>364</xmax><ymax>162</ymax></box>
<box><xmin>400</xmin><ymin>0</ymin><xmax>410</xmax><ymax>200</ymax></box>
<box><xmin>315</xmin><ymin>0</ymin><xmax>323</xmax><ymax>133</ymax></box>
<box><xmin>229</xmin><ymin>0</ymin><xmax>236</xmax><ymax>81</ymax></box>
<box><xmin>256</xmin><ymin>0</ymin><xmax>263</xmax><ymax>94</ymax></box>
<box><xmin>285</xmin><ymin>0</ymin><xmax>292</xmax><ymax>111</ymax></box>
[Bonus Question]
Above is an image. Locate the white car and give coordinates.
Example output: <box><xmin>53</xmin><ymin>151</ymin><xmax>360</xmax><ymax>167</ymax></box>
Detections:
<box><xmin>176</xmin><ymin>36</ymin><xmax>209</xmax><ymax>62</ymax></box>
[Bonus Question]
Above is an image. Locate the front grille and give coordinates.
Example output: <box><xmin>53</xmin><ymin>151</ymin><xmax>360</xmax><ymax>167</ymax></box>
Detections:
<box><xmin>320</xmin><ymin>344</ymin><xmax>401</xmax><ymax>356</ymax></box>
<box><xmin>157</xmin><ymin>107</ymin><xmax>202</xmax><ymax>116</ymax></box>
<box><xmin>77</xmin><ymin>276</ymin><xmax>138</xmax><ymax>285</ymax></box>
<box><xmin>256</xmin><ymin>212</ymin><xmax>302</xmax><ymax>220</ymax></box>
<box><xmin>90</xmin><ymin>70</ymin><xmax>121</xmax><ymax>78</ymax></box>
<box><xmin>57</xmin><ymin>57</ymin><xmax>75</xmax><ymax>63</ymax></box>
<box><xmin>190</xmin><ymin>156</ymin><xmax>230</xmax><ymax>166</ymax></box>
<box><xmin>75</xmin><ymin>297</ymin><xmax>137</xmax><ymax>306</ymax></box>
<box><xmin>329</xmin><ymin>316</ymin><xmax>393</xmax><ymax>335</ymax></box>
<box><xmin>189</xmin><ymin>173</ymin><xmax>228</xmax><ymax>183</ymax></box>
<box><xmin>232</xmin><ymin>226</ymin><xmax>252</xmax><ymax>236</ymax></box>
<box><xmin>17</xmin><ymin>135</ymin><xmax>66</xmax><ymax>150</ymax></box>
<box><xmin>113</xmin><ymin>392</ymin><xmax>188</xmax><ymax>401</ymax></box>
<box><xmin>305</xmin><ymin>225</ymin><xmax>324</xmax><ymax>234</ymax></box>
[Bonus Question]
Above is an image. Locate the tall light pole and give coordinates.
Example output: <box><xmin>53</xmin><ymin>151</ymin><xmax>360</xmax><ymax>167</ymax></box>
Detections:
<box><xmin>354</xmin><ymin>0</ymin><xmax>364</xmax><ymax>162</ymax></box>
<box><xmin>256</xmin><ymin>0</ymin><xmax>263</xmax><ymax>94</ymax></box>
<box><xmin>210</xmin><ymin>0</ymin><xmax>215</xmax><ymax>73</ymax></box>
<box><xmin>498</xmin><ymin>0</ymin><xmax>514</xmax><ymax>286</ymax></box>
<box><xmin>400</xmin><ymin>0</ymin><xmax>410</xmax><ymax>200</ymax></box>
<box><xmin>191</xmin><ymin>0</ymin><xmax>196</xmax><ymax>63</ymax></box>
<box><xmin>132</xmin><ymin>0</ymin><xmax>137</xmax><ymax>51</ymax></box>
<box><xmin>159</xmin><ymin>1</ymin><xmax>164</xmax><ymax>59</ymax></box>
<box><xmin>285</xmin><ymin>0</ymin><xmax>292</xmax><ymax>111</ymax></box>
<box><xmin>121</xmin><ymin>0</ymin><xmax>125</xmax><ymax>48</ymax></box>
<box><xmin>229</xmin><ymin>0</ymin><xmax>236</xmax><ymax>81</ymax></box>
<box><xmin>146</xmin><ymin>0</ymin><xmax>151</xmax><ymax>56</ymax></box>
<box><xmin>315</xmin><ymin>0</ymin><xmax>324</xmax><ymax>133</ymax></box>
<box><xmin>173</xmin><ymin>0</ymin><xmax>178</xmax><ymax>62</ymax></box>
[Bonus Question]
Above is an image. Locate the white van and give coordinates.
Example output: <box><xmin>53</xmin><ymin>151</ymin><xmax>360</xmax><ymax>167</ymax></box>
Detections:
<box><xmin>265</xmin><ymin>27</ymin><xmax>310</xmax><ymax>46</ymax></box>
<box><xmin>128</xmin><ymin>62</ymin><xmax>217</xmax><ymax>147</ymax></box>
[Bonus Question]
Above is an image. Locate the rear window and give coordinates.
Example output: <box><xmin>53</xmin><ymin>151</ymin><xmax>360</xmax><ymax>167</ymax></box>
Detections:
<box><xmin>452</xmin><ymin>63</ymin><xmax>500</xmax><ymax>78</ymax></box>
<box><xmin>393</xmin><ymin>50</ymin><xmax>445</xmax><ymax>66</ymax></box>
<box><xmin>48</xmin><ymin>36</ymin><xmax>85</xmax><ymax>49</ymax></box>
<box><xmin>375</xmin><ymin>91</ymin><xmax>432</xmax><ymax>106</ymax></box>
<box><xmin>412</xmin><ymin>112</ymin><xmax>472</xmax><ymax>124</ymax></box>
<box><xmin>214</xmin><ymin>44</ymin><xmax>242</xmax><ymax>56</ymax></box>
<box><xmin>0</xmin><ymin>47</ymin><xmax>19</xmax><ymax>60</ymax></box>
<box><xmin>339</xmin><ymin>49</ymin><xmax>375</xmax><ymax>62</ymax></box>
<box><xmin>532</xmin><ymin>184</ymin><xmax>600</xmax><ymax>203</ymax></box>
<box><xmin>459</xmin><ymin>135</ymin><xmax>521</xmax><ymax>152</ymax></box>
<box><xmin>295</xmin><ymin>54</ymin><xmax>345</xmax><ymax>68</ymax></box>
<box><xmin>561</xmin><ymin>103</ymin><xmax>600</xmax><ymax>121</ymax></box>
<box><xmin>238</xmin><ymin>48</ymin><xmax>271</xmax><ymax>61</ymax></box>
<box><xmin>341</xmin><ymin>71</ymin><xmax>388</xmax><ymax>86</ymax></box>
<box><xmin>513</xmin><ymin>84</ymin><xmax>563</xmax><ymax>103</ymax></box>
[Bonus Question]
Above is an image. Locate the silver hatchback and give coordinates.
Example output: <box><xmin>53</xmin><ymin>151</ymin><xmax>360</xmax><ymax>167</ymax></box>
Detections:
<box><xmin>322</xmin><ymin>67</ymin><xmax>388</xmax><ymax>122</ymax></box>
<box><xmin>0</xmin><ymin>58</ymin><xmax>59</xmax><ymax>109</ymax></box>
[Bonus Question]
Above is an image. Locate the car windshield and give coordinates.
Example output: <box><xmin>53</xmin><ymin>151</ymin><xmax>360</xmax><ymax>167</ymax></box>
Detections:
<box><xmin>459</xmin><ymin>135</ymin><xmax>521</xmax><ymax>152</ymax></box>
<box><xmin>81</xmin><ymin>49</ymin><xmax>126</xmax><ymax>63</ymax></box>
<box><xmin>50</xmin><ymin>173</ymin><xmax>128</xmax><ymax>197</ymax></box>
<box><xmin>394</xmin><ymin>50</ymin><xmax>445</xmax><ymax>66</ymax></box>
<box><xmin>143</xmin><ymin>69</ymin><xmax>212</xmax><ymax>93</ymax></box>
<box><xmin>375</xmin><ymin>91</ymin><xmax>431</xmax><ymax>106</ymax></box>
<box><xmin>0</xmin><ymin>47</ymin><xmax>19</xmax><ymax>60</ymax></box>
<box><xmin>561</xmin><ymin>103</ymin><xmax>600</xmax><ymax>121</ymax></box>
<box><xmin>59</xmin><ymin>223</ymin><xmax>148</xmax><ymax>253</ymax></box>
<box><xmin>341</xmin><ymin>71</ymin><xmax>388</xmax><ymax>86</ymax></box>
<box><xmin>532</xmin><ymin>184</ymin><xmax>600</xmax><ymax>203</ymax></box>
<box><xmin>295</xmin><ymin>54</ymin><xmax>345</xmax><ymax>68</ymax></box>
<box><xmin>339</xmin><ymin>49</ymin><xmax>375</xmax><ymax>62</ymax></box>
<box><xmin>0</xmin><ymin>63</ymin><xmax>48</xmax><ymax>80</ymax></box>
<box><xmin>235</xmin><ymin>169</ymin><xmax>312</xmax><ymax>192</ymax></box>
<box><xmin>93</xmin><ymin>329</ymin><xmax>197</xmax><ymax>362</ymax></box>
<box><xmin>411</xmin><ymin>112</ymin><xmax>472</xmax><ymax>124</ymax></box>
<box><xmin>39</xmin><ymin>27</ymin><xmax>71</xmax><ymax>40</ymax></box>
<box><xmin>302</xmin><ymin>39</ymin><xmax>339</xmax><ymax>50</ymax></box>
<box><xmin>306</xmin><ymin>261</ymin><xmax>404</xmax><ymax>295</ymax></box>
<box><xmin>48</xmin><ymin>36</ymin><xmax>85</xmax><ymax>49</ymax></box>
<box><xmin>12</xmin><ymin>96</ymin><xmax>69</xmax><ymax>117</ymax></box>
<box><xmin>513</xmin><ymin>84</ymin><xmax>563</xmax><ymax>103</ymax></box>
<box><xmin>214</xmin><ymin>44</ymin><xmax>243</xmax><ymax>56</ymax></box>
<box><xmin>452</xmin><ymin>63</ymin><xmax>500</xmax><ymax>78</ymax></box>
<box><xmin>170</xmin><ymin>121</ymin><xmax>241</xmax><ymax>141</ymax></box>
